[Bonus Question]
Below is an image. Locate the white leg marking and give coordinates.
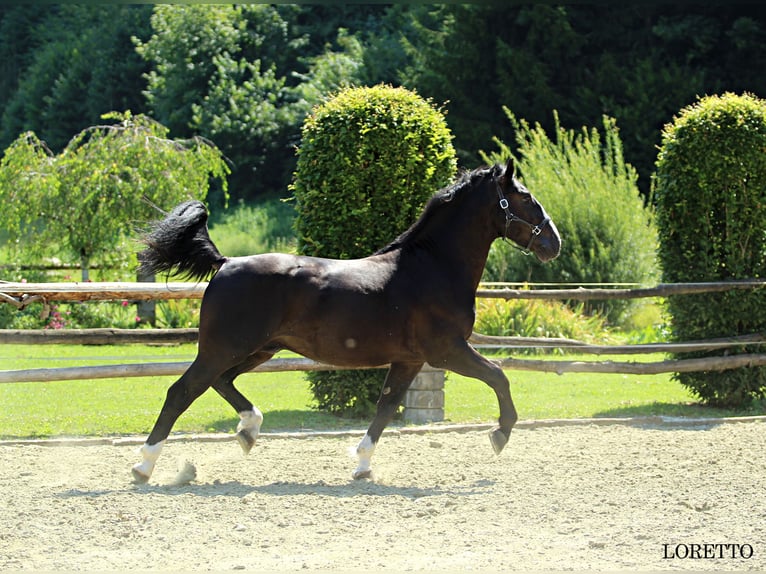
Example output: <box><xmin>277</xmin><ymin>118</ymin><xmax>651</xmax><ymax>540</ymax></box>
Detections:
<box><xmin>236</xmin><ymin>408</ymin><xmax>263</xmax><ymax>455</ymax></box>
<box><xmin>132</xmin><ymin>440</ymin><xmax>165</xmax><ymax>482</ymax></box>
<box><xmin>237</xmin><ymin>407</ymin><xmax>263</xmax><ymax>435</ymax></box>
<box><xmin>352</xmin><ymin>434</ymin><xmax>376</xmax><ymax>479</ymax></box>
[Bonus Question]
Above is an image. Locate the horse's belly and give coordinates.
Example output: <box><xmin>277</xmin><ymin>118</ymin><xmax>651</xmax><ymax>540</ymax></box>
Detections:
<box><xmin>277</xmin><ymin>312</ymin><xmax>423</xmax><ymax>368</ymax></box>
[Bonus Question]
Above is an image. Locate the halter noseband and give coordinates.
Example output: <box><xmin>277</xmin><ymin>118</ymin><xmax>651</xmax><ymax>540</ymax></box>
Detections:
<box><xmin>495</xmin><ymin>177</ymin><xmax>551</xmax><ymax>256</ymax></box>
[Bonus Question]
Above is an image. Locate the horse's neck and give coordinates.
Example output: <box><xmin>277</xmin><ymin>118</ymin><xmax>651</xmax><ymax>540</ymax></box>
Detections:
<box><xmin>447</xmin><ymin>233</ymin><xmax>494</xmax><ymax>293</ymax></box>
<box><xmin>408</xmin><ymin>208</ymin><xmax>496</xmax><ymax>294</ymax></box>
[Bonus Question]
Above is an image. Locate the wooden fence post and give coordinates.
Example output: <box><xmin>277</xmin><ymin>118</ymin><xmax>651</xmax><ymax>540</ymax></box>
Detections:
<box><xmin>135</xmin><ymin>272</ymin><xmax>156</xmax><ymax>326</ymax></box>
<box><xmin>403</xmin><ymin>367</ymin><xmax>445</xmax><ymax>424</ymax></box>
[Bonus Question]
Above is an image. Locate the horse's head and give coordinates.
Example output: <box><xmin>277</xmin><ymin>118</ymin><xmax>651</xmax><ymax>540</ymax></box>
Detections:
<box><xmin>492</xmin><ymin>158</ymin><xmax>561</xmax><ymax>262</ymax></box>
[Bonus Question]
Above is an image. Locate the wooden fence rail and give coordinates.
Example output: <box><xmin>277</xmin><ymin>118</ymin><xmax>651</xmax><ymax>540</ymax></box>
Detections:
<box><xmin>0</xmin><ymin>357</ymin><xmax>379</xmax><ymax>384</ymax></box>
<box><xmin>477</xmin><ymin>279</ymin><xmax>766</xmax><ymax>301</ymax></box>
<box><xmin>0</xmin><ymin>281</ymin><xmax>205</xmax><ymax>309</ymax></box>
<box><xmin>4</xmin><ymin>352</ymin><xmax>766</xmax><ymax>385</ymax></box>
<box><xmin>2</xmin><ymin>279</ymin><xmax>765</xmax><ymax>308</ymax></box>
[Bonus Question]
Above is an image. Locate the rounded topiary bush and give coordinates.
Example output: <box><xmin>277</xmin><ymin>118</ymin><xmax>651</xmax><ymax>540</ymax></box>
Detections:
<box><xmin>291</xmin><ymin>84</ymin><xmax>457</xmax><ymax>417</ymax></box>
<box><xmin>655</xmin><ymin>92</ymin><xmax>766</xmax><ymax>408</ymax></box>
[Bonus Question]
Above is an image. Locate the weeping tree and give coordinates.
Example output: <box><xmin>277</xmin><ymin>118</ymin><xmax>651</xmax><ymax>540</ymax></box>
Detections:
<box><xmin>0</xmin><ymin>111</ymin><xmax>229</xmax><ymax>280</ymax></box>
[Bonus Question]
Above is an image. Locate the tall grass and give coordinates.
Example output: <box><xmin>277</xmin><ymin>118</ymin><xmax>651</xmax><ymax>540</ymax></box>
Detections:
<box><xmin>474</xmin><ymin>298</ymin><xmax>613</xmax><ymax>350</ymax></box>
<box><xmin>481</xmin><ymin>108</ymin><xmax>659</xmax><ymax>325</ymax></box>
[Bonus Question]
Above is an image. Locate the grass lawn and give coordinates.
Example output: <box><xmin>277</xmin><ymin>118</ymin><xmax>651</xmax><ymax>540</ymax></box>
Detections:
<box><xmin>0</xmin><ymin>343</ymin><xmax>761</xmax><ymax>439</ymax></box>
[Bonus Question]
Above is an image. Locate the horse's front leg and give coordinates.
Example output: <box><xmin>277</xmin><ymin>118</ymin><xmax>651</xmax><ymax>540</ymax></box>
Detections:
<box><xmin>441</xmin><ymin>340</ymin><xmax>517</xmax><ymax>455</ymax></box>
<box><xmin>353</xmin><ymin>362</ymin><xmax>424</xmax><ymax>479</ymax></box>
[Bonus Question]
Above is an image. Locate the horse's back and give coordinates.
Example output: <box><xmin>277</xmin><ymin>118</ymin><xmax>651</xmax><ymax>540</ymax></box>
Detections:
<box><xmin>209</xmin><ymin>252</ymin><xmax>396</xmax><ymax>294</ymax></box>
<box><xmin>197</xmin><ymin>252</ymin><xmax>418</xmax><ymax>364</ymax></box>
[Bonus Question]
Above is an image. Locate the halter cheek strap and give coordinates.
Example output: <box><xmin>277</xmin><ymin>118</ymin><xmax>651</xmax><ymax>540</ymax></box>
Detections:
<box><xmin>495</xmin><ymin>179</ymin><xmax>551</xmax><ymax>256</ymax></box>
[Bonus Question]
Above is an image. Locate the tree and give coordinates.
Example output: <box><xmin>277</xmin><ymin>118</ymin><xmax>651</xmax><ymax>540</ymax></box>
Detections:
<box><xmin>398</xmin><ymin>4</ymin><xmax>766</xmax><ymax>196</ymax></box>
<box><xmin>136</xmin><ymin>5</ymin><xmax>366</xmax><ymax>204</ymax></box>
<box><xmin>0</xmin><ymin>5</ymin><xmax>152</xmax><ymax>153</ymax></box>
<box><xmin>0</xmin><ymin>112</ymin><xmax>229</xmax><ymax>280</ymax></box>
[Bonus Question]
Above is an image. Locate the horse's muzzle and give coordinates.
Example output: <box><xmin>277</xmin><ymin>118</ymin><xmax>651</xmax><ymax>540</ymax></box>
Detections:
<box><xmin>533</xmin><ymin>219</ymin><xmax>561</xmax><ymax>263</ymax></box>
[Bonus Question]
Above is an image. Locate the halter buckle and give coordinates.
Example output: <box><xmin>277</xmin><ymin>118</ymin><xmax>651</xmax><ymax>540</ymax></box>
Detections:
<box><xmin>499</xmin><ymin>198</ymin><xmax>509</xmax><ymax>210</ymax></box>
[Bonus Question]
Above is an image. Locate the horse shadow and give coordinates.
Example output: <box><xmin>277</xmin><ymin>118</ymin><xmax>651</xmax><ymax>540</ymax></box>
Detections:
<box><xmin>58</xmin><ymin>477</ymin><xmax>493</xmax><ymax>501</ymax></box>
<box><xmin>593</xmin><ymin>402</ymin><xmax>738</xmax><ymax>430</ymax></box>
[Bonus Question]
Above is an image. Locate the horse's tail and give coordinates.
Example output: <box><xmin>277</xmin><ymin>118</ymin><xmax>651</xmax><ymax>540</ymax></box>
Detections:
<box><xmin>138</xmin><ymin>200</ymin><xmax>226</xmax><ymax>281</ymax></box>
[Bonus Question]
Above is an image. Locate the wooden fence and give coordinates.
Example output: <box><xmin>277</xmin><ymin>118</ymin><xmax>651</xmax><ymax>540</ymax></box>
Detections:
<box><xmin>1</xmin><ymin>280</ymin><xmax>765</xmax><ymax>422</ymax></box>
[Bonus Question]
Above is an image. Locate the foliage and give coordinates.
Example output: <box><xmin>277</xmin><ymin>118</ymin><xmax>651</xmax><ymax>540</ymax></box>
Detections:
<box><xmin>305</xmin><ymin>369</ymin><xmax>385</xmax><ymax>419</ymax></box>
<box><xmin>155</xmin><ymin>300</ymin><xmax>200</xmax><ymax>329</ymax></box>
<box><xmin>0</xmin><ymin>132</ymin><xmax>55</xmax><ymax>247</ymax></box>
<box><xmin>654</xmin><ymin>92</ymin><xmax>766</xmax><ymax>408</ymax></box>
<box><xmin>208</xmin><ymin>196</ymin><xmax>297</xmax><ymax>257</ymax></box>
<box><xmin>292</xmin><ymin>84</ymin><xmax>457</xmax><ymax>417</ymax></box>
<box><xmin>474</xmin><ymin>298</ymin><xmax>613</xmax><ymax>354</ymax></box>
<box><xmin>481</xmin><ymin>109</ymin><xmax>659</xmax><ymax>324</ymax></box>
<box><xmin>399</xmin><ymin>4</ymin><xmax>766</xmax><ymax>195</ymax></box>
<box><xmin>4</xmin><ymin>5</ymin><xmax>766</xmax><ymax>206</ymax></box>
<box><xmin>292</xmin><ymin>84</ymin><xmax>456</xmax><ymax>258</ymax></box>
<box><xmin>0</xmin><ymin>5</ymin><xmax>152</xmax><ymax>153</ymax></box>
<box><xmin>0</xmin><ymin>295</ymin><xmax>200</xmax><ymax>331</ymax></box>
<box><xmin>0</xmin><ymin>112</ymin><xmax>229</xmax><ymax>280</ymax></box>
<box><xmin>0</xmin><ymin>300</ymin><xmax>146</xmax><ymax>331</ymax></box>
<box><xmin>135</xmin><ymin>5</ymin><xmax>366</xmax><ymax>205</ymax></box>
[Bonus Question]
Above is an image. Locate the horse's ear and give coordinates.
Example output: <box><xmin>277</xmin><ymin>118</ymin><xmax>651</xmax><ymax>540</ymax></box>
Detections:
<box><xmin>505</xmin><ymin>157</ymin><xmax>515</xmax><ymax>178</ymax></box>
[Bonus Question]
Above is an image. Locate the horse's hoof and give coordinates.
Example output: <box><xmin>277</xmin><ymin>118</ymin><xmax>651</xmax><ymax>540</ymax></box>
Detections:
<box><xmin>236</xmin><ymin>429</ymin><xmax>256</xmax><ymax>455</ymax></box>
<box><xmin>131</xmin><ymin>466</ymin><xmax>150</xmax><ymax>485</ymax></box>
<box><xmin>489</xmin><ymin>427</ymin><xmax>509</xmax><ymax>455</ymax></box>
<box><xmin>352</xmin><ymin>469</ymin><xmax>372</xmax><ymax>480</ymax></box>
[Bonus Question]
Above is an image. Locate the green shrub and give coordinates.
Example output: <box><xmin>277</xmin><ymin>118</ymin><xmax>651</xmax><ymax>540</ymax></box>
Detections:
<box><xmin>291</xmin><ymin>84</ymin><xmax>456</xmax><ymax>417</ymax></box>
<box><xmin>156</xmin><ymin>299</ymin><xmax>200</xmax><ymax>329</ymax></box>
<box><xmin>292</xmin><ymin>84</ymin><xmax>456</xmax><ymax>259</ymax></box>
<box><xmin>474</xmin><ymin>298</ymin><xmax>613</xmax><ymax>354</ymax></box>
<box><xmin>654</xmin><ymin>92</ymin><xmax>766</xmax><ymax>408</ymax></box>
<box><xmin>0</xmin><ymin>303</ymin><xmax>46</xmax><ymax>330</ymax></box>
<box><xmin>481</xmin><ymin>109</ymin><xmax>659</xmax><ymax>325</ymax></box>
<box><xmin>0</xmin><ymin>300</ymin><xmax>147</xmax><ymax>330</ymax></box>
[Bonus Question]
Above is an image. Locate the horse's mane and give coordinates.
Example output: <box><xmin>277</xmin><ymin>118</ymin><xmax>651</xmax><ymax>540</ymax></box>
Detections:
<box><xmin>375</xmin><ymin>164</ymin><xmax>497</xmax><ymax>255</ymax></box>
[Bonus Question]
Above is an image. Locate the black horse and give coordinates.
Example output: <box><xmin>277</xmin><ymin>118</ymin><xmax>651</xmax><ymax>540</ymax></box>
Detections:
<box><xmin>132</xmin><ymin>159</ymin><xmax>560</xmax><ymax>482</ymax></box>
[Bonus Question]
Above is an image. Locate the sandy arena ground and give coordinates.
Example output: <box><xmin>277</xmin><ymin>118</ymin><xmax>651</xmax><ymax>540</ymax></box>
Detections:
<box><xmin>0</xmin><ymin>419</ymin><xmax>764</xmax><ymax>572</ymax></box>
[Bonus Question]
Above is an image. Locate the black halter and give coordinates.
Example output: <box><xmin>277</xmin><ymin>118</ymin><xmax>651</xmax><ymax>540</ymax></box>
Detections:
<box><xmin>495</xmin><ymin>178</ymin><xmax>551</xmax><ymax>256</ymax></box>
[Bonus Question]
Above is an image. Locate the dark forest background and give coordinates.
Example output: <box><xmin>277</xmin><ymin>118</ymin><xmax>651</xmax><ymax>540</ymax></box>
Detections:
<box><xmin>2</xmin><ymin>4</ymin><xmax>765</xmax><ymax>205</ymax></box>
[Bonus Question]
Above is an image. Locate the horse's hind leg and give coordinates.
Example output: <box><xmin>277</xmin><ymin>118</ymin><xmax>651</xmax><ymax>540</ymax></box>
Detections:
<box><xmin>212</xmin><ymin>351</ymin><xmax>274</xmax><ymax>455</ymax></box>
<box><xmin>131</xmin><ymin>359</ymin><xmax>219</xmax><ymax>484</ymax></box>
<box><xmin>353</xmin><ymin>361</ymin><xmax>423</xmax><ymax>480</ymax></box>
